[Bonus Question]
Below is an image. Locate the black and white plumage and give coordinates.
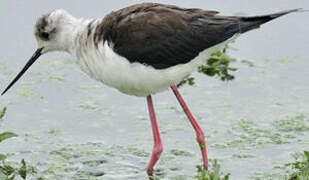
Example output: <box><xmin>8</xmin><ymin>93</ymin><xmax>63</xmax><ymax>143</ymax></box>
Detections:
<box><xmin>98</xmin><ymin>3</ymin><xmax>295</xmax><ymax>69</ymax></box>
<box><xmin>1</xmin><ymin>2</ymin><xmax>302</xmax><ymax>176</ymax></box>
<box><xmin>1</xmin><ymin>3</ymin><xmax>300</xmax><ymax>96</ymax></box>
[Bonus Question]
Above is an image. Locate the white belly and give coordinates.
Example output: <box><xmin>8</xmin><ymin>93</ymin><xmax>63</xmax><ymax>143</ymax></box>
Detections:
<box><xmin>75</xmin><ymin>41</ymin><xmax>229</xmax><ymax>97</ymax></box>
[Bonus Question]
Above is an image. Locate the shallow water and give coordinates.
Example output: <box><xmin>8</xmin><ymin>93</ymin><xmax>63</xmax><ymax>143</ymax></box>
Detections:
<box><xmin>0</xmin><ymin>0</ymin><xmax>309</xmax><ymax>179</ymax></box>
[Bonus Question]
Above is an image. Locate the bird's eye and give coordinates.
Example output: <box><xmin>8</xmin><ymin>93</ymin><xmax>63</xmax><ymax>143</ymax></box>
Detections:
<box><xmin>40</xmin><ymin>32</ymin><xmax>49</xmax><ymax>40</ymax></box>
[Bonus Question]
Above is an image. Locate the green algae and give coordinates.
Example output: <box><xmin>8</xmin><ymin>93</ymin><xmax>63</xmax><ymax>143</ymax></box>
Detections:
<box><xmin>47</xmin><ymin>74</ymin><xmax>66</xmax><ymax>82</ymax></box>
<box><xmin>18</xmin><ymin>86</ymin><xmax>45</xmax><ymax>102</ymax></box>
<box><xmin>78</xmin><ymin>101</ymin><xmax>98</xmax><ymax>110</ymax></box>
<box><xmin>278</xmin><ymin>57</ymin><xmax>300</xmax><ymax>64</ymax></box>
<box><xmin>232</xmin><ymin>153</ymin><xmax>255</xmax><ymax>159</ymax></box>
<box><xmin>0</xmin><ymin>63</ymin><xmax>13</xmax><ymax>76</ymax></box>
<box><xmin>255</xmin><ymin>151</ymin><xmax>309</xmax><ymax>180</ymax></box>
<box><xmin>158</xmin><ymin>155</ymin><xmax>175</xmax><ymax>166</ymax></box>
<box><xmin>126</xmin><ymin>146</ymin><xmax>149</xmax><ymax>157</ymax></box>
<box><xmin>170</xmin><ymin>149</ymin><xmax>194</xmax><ymax>157</ymax></box>
<box><xmin>227</xmin><ymin>119</ymin><xmax>289</xmax><ymax>148</ymax></box>
<box><xmin>274</xmin><ymin>115</ymin><xmax>309</xmax><ymax>132</ymax></box>
<box><xmin>47</xmin><ymin>129</ymin><xmax>61</xmax><ymax>136</ymax></box>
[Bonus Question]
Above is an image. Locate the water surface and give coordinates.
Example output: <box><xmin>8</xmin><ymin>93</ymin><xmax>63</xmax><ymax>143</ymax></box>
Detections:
<box><xmin>0</xmin><ymin>0</ymin><xmax>309</xmax><ymax>179</ymax></box>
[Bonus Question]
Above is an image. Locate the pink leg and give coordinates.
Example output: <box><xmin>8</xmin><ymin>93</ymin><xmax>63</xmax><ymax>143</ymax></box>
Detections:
<box><xmin>171</xmin><ymin>85</ymin><xmax>208</xmax><ymax>170</ymax></box>
<box><xmin>146</xmin><ymin>95</ymin><xmax>163</xmax><ymax>176</ymax></box>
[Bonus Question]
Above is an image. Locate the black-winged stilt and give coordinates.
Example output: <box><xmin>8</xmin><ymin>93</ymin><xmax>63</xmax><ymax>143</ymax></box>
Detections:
<box><xmin>1</xmin><ymin>2</ymin><xmax>301</xmax><ymax>176</ymax></box>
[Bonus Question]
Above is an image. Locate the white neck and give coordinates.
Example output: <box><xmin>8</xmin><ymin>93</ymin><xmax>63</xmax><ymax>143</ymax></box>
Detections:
<box><xmin>67</xmin><ymin>18</ymin><xmax>97</xmax><ymax>55</ymax></box>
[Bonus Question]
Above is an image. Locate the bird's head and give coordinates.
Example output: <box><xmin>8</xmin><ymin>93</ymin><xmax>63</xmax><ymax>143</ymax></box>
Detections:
<box><xmin>2</xmin><ymin>9</ymin><xmax>77</xmax><ymax>95</ymax></box>
<box><xmin>35</xmin><ymin>9</ymin><xmax>77</xmax><ymax>53</ymax></box>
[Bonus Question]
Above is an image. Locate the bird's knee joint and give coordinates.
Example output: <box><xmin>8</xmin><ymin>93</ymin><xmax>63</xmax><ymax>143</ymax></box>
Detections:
<box><xmin>153</xmin><ymin>144</ymin><xmax>163</xmax><ymax>156</ymax></box>
<box><xmin>196</xmin><ymin>132</ymin><xmax>205</xmax><ymax>142</ymax></box>
<box><xmin>196</xmin><ymin>132</ymin><xmax>206</xmax><ymax>148</ymax></box>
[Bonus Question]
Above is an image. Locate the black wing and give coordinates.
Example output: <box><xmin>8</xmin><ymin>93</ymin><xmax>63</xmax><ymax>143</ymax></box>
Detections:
<box><xmin>99</xmin><ymin>3</ymin><xmax>299</xmax><ymax>69</ymax></box>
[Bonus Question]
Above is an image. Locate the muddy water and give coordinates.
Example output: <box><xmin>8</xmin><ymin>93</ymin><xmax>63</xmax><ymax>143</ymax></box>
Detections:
<box><xmin>0</xmin><ymin>0</ymin><xmax>309</xmax><ymax>179</ymax></box>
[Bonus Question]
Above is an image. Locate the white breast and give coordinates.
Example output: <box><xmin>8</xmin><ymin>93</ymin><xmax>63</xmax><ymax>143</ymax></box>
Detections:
<box><xmin>74</xmin><ymin>40</ymin><xmax>229</xmax><ymax>97</ymax></box>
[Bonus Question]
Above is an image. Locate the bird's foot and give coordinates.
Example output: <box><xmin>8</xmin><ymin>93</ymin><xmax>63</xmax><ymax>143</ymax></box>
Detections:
<box><xmin>147</xmin><ymin>170</ymin><xmax>154</xmax><ymax>180</ymax></box>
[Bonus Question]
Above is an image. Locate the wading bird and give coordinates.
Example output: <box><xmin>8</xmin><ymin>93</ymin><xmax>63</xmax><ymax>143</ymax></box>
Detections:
<box><xmin>1</xmin><ymin>2</ymin><xmax>301</xmax><ymax>177</ymax></box>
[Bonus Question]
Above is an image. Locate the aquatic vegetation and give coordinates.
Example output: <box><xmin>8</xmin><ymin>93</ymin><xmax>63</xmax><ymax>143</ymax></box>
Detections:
<box><xmin>255</xmin><ymin>151</ymin><xmax>309</xmax><ymax>180</ymax></box>
<box><xmin>241</xmin><ymin>60</ymin><xmax>255</xmax><ymax>67</ymax></box>
<box><xmin>220</xmin><ymin>114</ymin><xmax>309</xmax><ymax>150</ymax></box>
<box><xmin>178</xmin><ymin>47</ymin><xmax>237</xmax><ymax>87</ymax></box>
<box><xmin>1</xmin><ymin>54</ymin><xmax>308</xmax><ymax>179</ymax></box>
<box><xmin>274</xmin><ymin>115</ymin><xmax>309</xmax><ymax>132</ymax></box>
<box><xmin>48</xmin><ymin>129</ymin><xmax>61</xmax><ymax>136</ymax></box>
<box><xmin>170</xmin><ymin>149</ymin><xmax>194</xmax><ymax>157</ymax></box>
<box><xmin>278</xmin><ymin>57</ymin><xmax>300</xmax><ymax>64</ymax></box>
<box><xmin>198</xmin><ymin>48</ymin><xmax>237</xmax><ymax>81</ymax></box>
<box><xmin>18</xmin><ymin>86</ymin><xmax>45</xmax><ymax>102</ymax></box>
<box><xmin>0</xmin><ymin>107</ymin><xmax>7</xmax><ymax>120</ymax></box>
<box><xmin>0</xmin><ymin>63</ymin><xmax>13</xmax><ymax>76</ymax></box>
<box><xmin>177</xmin><ymin>77</ymin><xmax>196</xmax><ymax>87</ymax></box>
<box><xmin>286</xmin><ymin>151</ymin><xmax>309</xmax><ymax>180</ymax></box>
<box><xmin>0</xmin><ymin>159</ymin><xmax>29</xmax><ymax>180</ymax></box>
<box><xmin>0</xmin><ymin>106</ymin><xmax>30</xmax><ymax>180</ymax></box>
<box><xmin>0</xmin><ymin>132</ymin><xmax>18</xmax><ymax>146</ymax></box>
<box><xmin>232</xmin><ymin>153</ymin><xmax>255</xmax><ymax>159</ymax></box>
<box><xmin>47</xmin><ymin>74</ymin><xmax>66</xmax><ymax>82</ymax></box>
<box><xmin>0</xmin><ymin>107</ymin><xmax>17</xmax><ymax>161</ymax></box>
<box><xmin>226</xmin><ymin>119</ymin><xmax>289</xmax><ymax>148</ymax></box>
<box><xmin>78</xmin><ymin>101</ymin><xmax>98</xmax><ymax>110</ymax></box>
<box><xmin>195</xmin><ymin>160</ymin><xmax>230</xmax><ymax>180</ymax></box>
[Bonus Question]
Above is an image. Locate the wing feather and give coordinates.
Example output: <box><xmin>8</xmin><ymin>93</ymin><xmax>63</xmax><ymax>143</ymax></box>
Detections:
<box><xmin>98</xmin><ymin>3</ymin><xmax>280</xmax><ymax>69</ymax></box>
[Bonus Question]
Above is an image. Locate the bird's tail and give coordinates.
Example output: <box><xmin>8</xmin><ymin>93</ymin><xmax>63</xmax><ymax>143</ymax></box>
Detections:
<box><xmin>238</xmin><ymin>8</ymin><xmax>302</xmax><ymax>33</ymax></box>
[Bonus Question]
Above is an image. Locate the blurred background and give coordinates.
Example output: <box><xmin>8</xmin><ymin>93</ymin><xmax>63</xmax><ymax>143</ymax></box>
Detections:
<box><xmin>0</xmin><ymin>0</ymin><xmax>309</xmax><ymax>179</ymax></box>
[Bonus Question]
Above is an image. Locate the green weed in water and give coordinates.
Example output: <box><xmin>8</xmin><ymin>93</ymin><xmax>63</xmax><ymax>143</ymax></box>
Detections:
<box><xmin>198</xmin><ymin>48</ymin><xmax>237</xmax><ymax>81</ymax></box>
<box><xmin>226</xmin><ymin>119</ymin><xmax>289</xmax><ymax>148</ymax></box>
<box><xmin>18</xmin><ymin>86</ymin><xmax>45</xmax><ymax>103</ymax></box>
<box><xmin>195</xmin><ymin>160</ymin><xmax>230</xmax><ymax>180</ymax></box>
<box><xmin>170</xmin><ymin>149</ymin><xmax>194</xmax><ymax>157</ymax></box>
<box><xmin>0</xmin><ymin>107</ymin><xmax>6</xmax><ymax>119</ymax></box>
<box><xmin>0</xmin><ymin>106</ymin><xmax>32</xmax><ymax>180</ymax></box>
<box><xmin>178</xmin><ymin>47</ymin><xmax>237</xmax><ymax>87</ymax></box>
<box><xmin>255</xmin><ymin>151</ymin><xmax>309</xmax><ymax>180</ymax></box>
<box><xmin>286</xmin><ymin>151</ymin><xmax>309</xmax><ymax>180</ymax></box>
<box><xmin>0</xmin><ymin>132</ymin><xmax>18</xmax><ymax>144</ymax></box>
<box><xmin>0</xmin><ymin>63</ymin><xmax>13</xmax><ymax>76</ymax></box>
<box><xmin>177</xmin><ymin>77</ymin><xmax>196</xmax><ymax>87</ymax></box>
<box><xmin>78</xmin><ymin>101</ymin><xmax>98</xmax><ymax>110</ymax></box>
<box><xmin>274</xmin><ymin>115</ymin><xmax>309</xmax><ymax>132</ymax></box>
<box><xmin>232</xmin><ymin>153</ymin><xmax>255</xmax><ymax>159</ymax></box>
<box><xmin>0</xmin><ymin>107</ymin><xmax>17</xmax><ymax>160</ymax></box>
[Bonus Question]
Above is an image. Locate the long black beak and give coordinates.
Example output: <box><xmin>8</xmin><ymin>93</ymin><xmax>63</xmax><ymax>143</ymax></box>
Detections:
<box><xmin>1</xmin><ymin>48</ymin><xmax>44</xmax><ymax>95</ymax></box>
